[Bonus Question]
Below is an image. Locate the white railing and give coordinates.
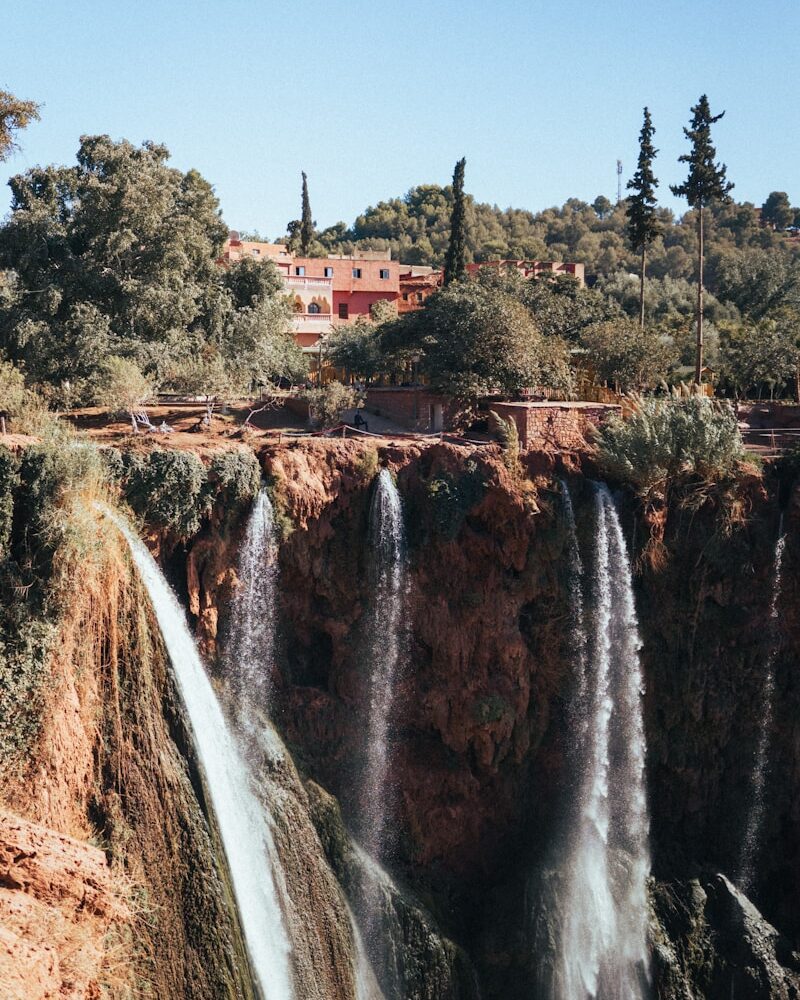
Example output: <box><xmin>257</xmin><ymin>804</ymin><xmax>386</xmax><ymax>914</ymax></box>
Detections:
<box><xmin>283</xmin><ymin>275</ymin><xmax>333</xmax><ymax>288</ymax></box>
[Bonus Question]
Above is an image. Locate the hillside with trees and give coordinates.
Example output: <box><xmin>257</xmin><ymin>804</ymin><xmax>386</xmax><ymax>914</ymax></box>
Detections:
<box><xmin>315</xmin><ymin>183</ymin><xmax>799</xmax><ymax>284</ymax></box>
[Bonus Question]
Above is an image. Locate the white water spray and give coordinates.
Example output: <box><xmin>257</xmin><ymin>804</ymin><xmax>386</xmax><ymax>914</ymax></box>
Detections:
<box><xmin>556</xmin><ymin>483</ymin><xmax>651</xmax><ymax>999</ymax></box>
<box><xmin>102</xmin><ymin>507</ymin><xmax>294</xmax><ymax>1000</ymax></box>
<box><xmin>738</xmin><ymin>517</ymin><xmax>786</xmax><ymax>894</ymax></box>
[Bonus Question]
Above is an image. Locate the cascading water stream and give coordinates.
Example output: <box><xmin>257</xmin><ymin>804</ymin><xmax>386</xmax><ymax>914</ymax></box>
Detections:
<box><xmin>737</xmin><ymin>516</ymin><xmax>786</xmax><ymax>894</ymax></box>
<box><xmin>101</xmin><ymin>507</ymin><xmax>294</xmax><ymax>1000</ymax></box>
<box><xmin>226</xmin><ymin>488</ymin><xmax>279</xmax><ymax>721</ymax></box>
<box><xmin>227</xmin><ymin>487</ymin><xmax>384</xmax><ymax>999</ymax></box>
<box><xmin>359</xmin><ymin>469</ymin><xmax>406</xmax><ymax>867</ymax></box>
<box><xmin>561</xmin><ymin>480</ymin><xmax>589</xmax><ymax>737</ymax></box>
<box><xmin>556</xmin><ymin>483</ymin><xmax>651</xmax><ymax>999</ymax></box>
<box><xmin>353</xmin><ymin>468</ymin><xmax>407</xmax><ymax>979</ymax></box>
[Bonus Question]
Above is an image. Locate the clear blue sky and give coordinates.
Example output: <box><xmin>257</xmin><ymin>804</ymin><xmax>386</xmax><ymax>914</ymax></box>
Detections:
<box><xmin>3</xmin><ymin>0</ymin><xmax>798</xmax><ymax>238</ymax></box>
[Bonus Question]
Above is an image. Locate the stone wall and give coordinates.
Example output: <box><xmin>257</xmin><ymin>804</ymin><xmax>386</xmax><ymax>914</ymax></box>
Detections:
<box><xmin>491</xmin><ymin>401</ymin><xmax>620</xmax><ymax>452</ymax></box>
<box><xmin>365</xmin><ymin>387</ymin><xmax>459</xmax><ymax>431</ymax></box>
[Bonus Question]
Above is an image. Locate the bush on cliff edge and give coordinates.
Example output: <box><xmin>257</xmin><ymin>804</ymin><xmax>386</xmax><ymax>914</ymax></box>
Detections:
<box><xmin>594</xmin><ymin>395</ymin><xmax>744</xmax><ymax>500</ymax></box>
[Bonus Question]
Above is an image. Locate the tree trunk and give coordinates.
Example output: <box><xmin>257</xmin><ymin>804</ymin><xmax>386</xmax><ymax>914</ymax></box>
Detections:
<box><xmin>795</xmin><ymin>359</ymin><xmax>800</xmax><ymax>403</ymax></box>
<box><xmin>639</xmin><ymin>245</ymin><xmax>646</xmax><ymax>329</ymax></box>
<box><xmin>696</xmin><ymin>207</ymin><xmax>704</xmax><ymax>384</ymax></box>
<box><xmin>129</xmin><ymin>410</ymin><xmax>138</xmax><ymax>434</ymax></box>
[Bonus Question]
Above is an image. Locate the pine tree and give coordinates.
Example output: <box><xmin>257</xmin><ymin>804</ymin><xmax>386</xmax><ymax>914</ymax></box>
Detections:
<box><xmin>626</xmin><ymin>108</ymin><xmax>660</xmax><ymax>330</ymax></box>
<box><xmin>300</xmin><ymin>171</ymin><xmax>314</xmax><ymax>257</ymax></box>
<box><xmin>443</xmin><ymin>158</ymin><xmax>467</xmax><ymax>285</ymax></box>
<box><xmin>671</xmin><ymin>95</ymin><xmax>734</xmax><ymax>383</ymax></box>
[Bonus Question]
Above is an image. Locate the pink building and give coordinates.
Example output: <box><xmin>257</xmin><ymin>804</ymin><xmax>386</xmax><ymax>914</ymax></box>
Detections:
<box><xmin>221</xmin><ymin>235</ymin><xmax>400</xmax><ymax>348</ymax></box>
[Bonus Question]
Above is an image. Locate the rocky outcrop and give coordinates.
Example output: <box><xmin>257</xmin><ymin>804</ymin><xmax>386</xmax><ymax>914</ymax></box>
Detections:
<box><xmin>0</xmin><ymin>812</ymin><xmax>129</xmax><ymax>1000</ymax></box>
<box><xmin>652</xmin><ymin>874</ymin><xmax>800</xmax><ymax>999</ymax></box>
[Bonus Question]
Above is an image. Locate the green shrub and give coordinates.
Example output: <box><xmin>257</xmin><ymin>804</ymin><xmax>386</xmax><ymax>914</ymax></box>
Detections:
<box><xmin>203</xmin><ymin>449</ymin><xmax>261</xmax><ymax>506</ymax></box>
<box><xmin>354</xmin><ymin>446</ymin><xmax>380</xmax><ymax>481</ymax></box>
<box><xmin>0</xmin><ymin>447</ymin><xmax>20</xmax><ymax>560</ymax></box>
<box><xmin>0</xmin><ymin>615</ymin><xmax>54</xmax><ymax>770</ymax></box>
<box><xmin>488</xmin><ymin>410</ymin><xmax>521</xmax><ymax>477</ymax></box>
<box><xmin>594</xmin><ymin>395</ymin><xmax>744</xmax><ymax>499</ymax></box>
<box><xmin>426</xmin><ymin>460</ymin><xmax>486</xmax><ymax>540</ymax></box>
<box><xmin>122</xmin><ymin>449</ymin><xmax>207</xmax><ymax>536</ymax></box>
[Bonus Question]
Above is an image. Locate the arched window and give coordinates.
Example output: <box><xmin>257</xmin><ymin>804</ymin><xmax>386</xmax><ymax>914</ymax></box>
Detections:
<box><xmin>308</xmin><ymin>302</ymin><xmax>321</xmax><ymax>314</ymax></box>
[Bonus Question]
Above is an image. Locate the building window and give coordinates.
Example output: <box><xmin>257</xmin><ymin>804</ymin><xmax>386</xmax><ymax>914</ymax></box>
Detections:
<box><xmin>416</xmin><ymin>292</ymin><xmax>424</xmax><ymax>301</ymax></box>
<box><xmin>324</xmin><ymin>266</ymin><xmax>333</xmax><ymax>277</ymax></box>
<box><xmin>338</xmin><ymin>303</ymin><xmax>349</xmax><ymax>319</ymax></box>
<box><xmin>402</xmin><ymin>292</ymin><xmax>409</xmax><ymax>301</ymax></box>
<box><xmin>308</xmin><ymin>302</ymin><xmax>321</xmax><ymax>314</ymax></box>
<box><xmin>352</xmin><ymin>268</ymin><xmax>362</xmax><ymax>278</ymax></box>
<box><xmin>379</xmin><ymin>268</ymin><xmax>390</xmax><ymax>279</ymax></box>
<box><xmin>295</xmin><ymin>266</ymin><xmax>305</xmax><ymax>276</ymax></box>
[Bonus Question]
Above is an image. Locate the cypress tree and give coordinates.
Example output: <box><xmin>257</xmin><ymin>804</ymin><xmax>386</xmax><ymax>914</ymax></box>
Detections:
<box><xmin>626</xmin><ymin>108</ymin><xmax>660</xmax><ymax>330</ymax></box>
<box><xmin>671</xmin><ymin>95</ymin><xmax>734</xmax><ymax>383</ymax></box>
<box><xmin>443</xmin><ymin>158</ymin><xmax>467</xmax><ymax>285</ymax></box>
<box><xmin>300</xmin><ymin>171</ymin><xmax>314</xmax><ymax>256</ymax></box>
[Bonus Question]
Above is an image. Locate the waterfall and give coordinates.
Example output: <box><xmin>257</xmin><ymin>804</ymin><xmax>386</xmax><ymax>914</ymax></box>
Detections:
<box><xmin>561</xmin><ymin>480</ymin><xmax>589</xmax><ymax>736</ymax></box>
<box><xmin>354</xmin><ymin>468</ymin><xmax>407</xmax><ymax>976</ymax></box>
<box><xmin>359</xmin><ymin>469</ymin><xmax>406</xmax><ymax>866</ymax></box>
<box><xmin>102</xmin><ymin>507</ymin><xmax>294</xmax><ymax>1000</ymax></box>
<box><xmin>226</xmin><ymin>488</ymin><xmax>279</xmax><ymax>720</ymax></box>
<box><xmin>556</xmin><ymin>483</ymin><xmax>651</xmax><ymax>999</ymax></box>
<box><xmin>738</xmin><ymin>518</ymin><xmax>786</xmax><ymax>894</ymax></box>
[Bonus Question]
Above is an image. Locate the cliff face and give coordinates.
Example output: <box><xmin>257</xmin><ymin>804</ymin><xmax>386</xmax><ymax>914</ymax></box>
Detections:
<box><xmin>6</xmin><ymin>437</ymin><xmax>800</xmax><ymax>998</ymax></box>
<box><xmin>181</xmin><ymin>440</ymin><xmax>800</xmax><ymax>996</ymax></box>
<box><xmin>1</xmin><ymin>507</ymin><xmax>252</xmax><ymax>1000</ymax></box>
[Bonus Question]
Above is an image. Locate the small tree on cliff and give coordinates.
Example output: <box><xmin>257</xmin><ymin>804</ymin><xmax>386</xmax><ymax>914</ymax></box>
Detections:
<box><xmin>443</xmin><ymin>158</ymin><xmax>467</xmax><ymax>285</ymax></box>
<box><xmin>626</xmin><ymin>107</ymin><xmax>660</xmax><ymax>330</ymax></box>
<box><xmin>300</xmin><ymin>171</ymin><xmax>314</xmax><ymax>256</ymax></box>
<box><xmin>671</xmin><ymin>95</ymin><xmax>734</xmax><ymax>383</ymax></box>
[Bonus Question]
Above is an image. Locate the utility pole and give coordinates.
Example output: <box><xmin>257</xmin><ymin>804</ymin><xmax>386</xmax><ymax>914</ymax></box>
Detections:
<box><xmin>616</xmin><ymin>159</ymin><xmax>623</xmax><ymax>204</ymax></box>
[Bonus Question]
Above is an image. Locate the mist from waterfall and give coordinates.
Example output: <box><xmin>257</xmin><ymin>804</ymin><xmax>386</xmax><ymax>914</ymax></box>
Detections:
<box><xmin>103</xmin><ymin>507</ymin><xmax>294</xmax><ymax>1000</ymax></box>
<box><xmin>556</xmin><ymin>482</ymin><xmax>651</xmax><ymax>999</ymax></box>
<box><xmin>738</xmin><ymin>517</ymin><xmax>786</xmax><ymax>894</ymax></box>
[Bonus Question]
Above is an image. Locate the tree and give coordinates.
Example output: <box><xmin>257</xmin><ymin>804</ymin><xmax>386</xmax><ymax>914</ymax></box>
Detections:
<box><xmin>719</xmin><ymin>319</ymin><xmax>798</xmax><ymax>399</ymax></box>
<box><xmin>0</xmin><ymin>359</ymin><xmax>28</xmax><ymax>426</ymax></box>
<box><xmin>303</xmin><ymin>381</ymin><xmax>360</xmax><ymax>428</ymax></box>
<box><xmin>761</xmin><ymin>191</ymin><xmax>793</xmax><ymax>231</ymax></box>
<box><xmin>671</xmin><ymin>95</ymin><xmax>734</xmax><ymax>383</ymax></box>
<box><xmin>300</xmin><ymin>171</ymin><xmax>314</xmax><ymax>256</ymax></box>
<box><xmin>0</xmin><ymin>91</ymin><xmax>40</xmax><ymax>162</ymax></box>
<box><xmin>326</xmin><ymin>318</ymin><xmax>381</xmax><ymax>382</ymax></box>
<box><xmin>593</xmin><ymin>195</ymin><xmax>614</xmax><ymax>220</ymax></box>
<box><xmin>626</xmin><ymin>108</ymin><xmax>661</xmax><ymax>328</ymax></box>
<box><xmin>92</xmin><ymin>356</ymin><xmax>153</xmax><ymax>432</ymax></box>
<box><xmin>380</xmin><ymin>278</ymin><xmax>571</xmax><ymax>399</ymax></box>
<box><xmin>443</xmin><ymin>158</ymin><xmax>467</xmax><ymax>285</ymax></box>
<box><xmin>580</xmin><ymin>318</ymin><xmax>674</xmax><ymax>392</ymax></box>
<box><xmin>0</xmin><ymin>136</ymin><xmax>229</xmax><ymax>393</ymax></box>
<box><xmin>714</xmin><ymin>248</ymin><xmax>800</xmax><ymax>320</ymax></box>
<box><xmin>168</xmin><ymin>346</ymin><xmax>236</xmax><ymax>422</ymax></box>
